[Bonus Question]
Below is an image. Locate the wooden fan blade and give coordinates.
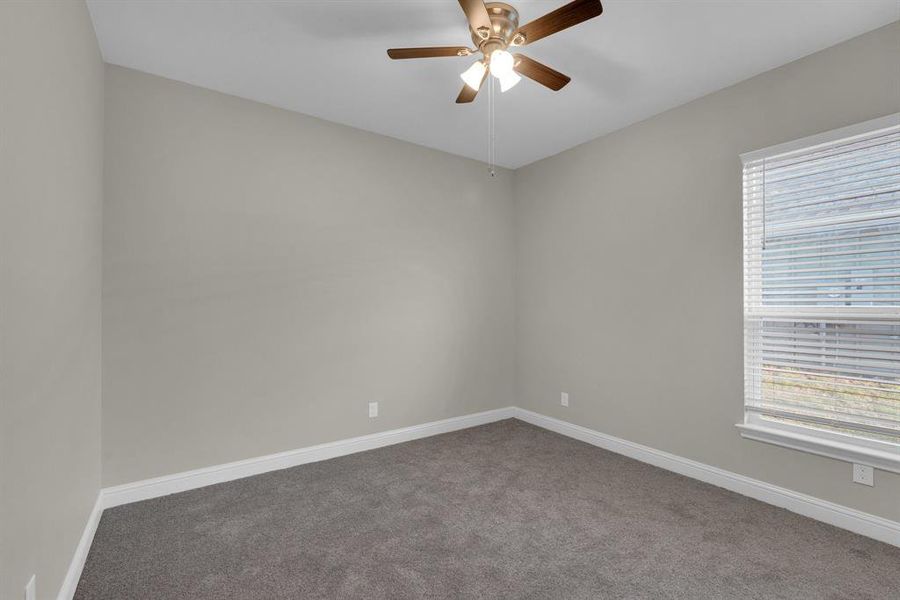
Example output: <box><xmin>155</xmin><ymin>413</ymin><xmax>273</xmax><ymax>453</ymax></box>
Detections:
<box><xmin>513</xmin><ymin>53</ymin><xmax>571</xmax><ymax>91</ymax></box>
<box><xmin>387</xmin><ymin>47</ymin><xmax>470</xmax><ymax>59</ymax></box>
<box><xmin>458</xmin><ymin>0</ymin><xmax>493</xmax><ymax>39</ymax></box>
<box><xmin>456</xmin><ymin>70</ymin><xmax>488</xmax><ymax>104</ymax></box>
<box><xmin>517</xmin><ymin>0</ymin><xmax>603</xmax><ymax>46</ymax></box>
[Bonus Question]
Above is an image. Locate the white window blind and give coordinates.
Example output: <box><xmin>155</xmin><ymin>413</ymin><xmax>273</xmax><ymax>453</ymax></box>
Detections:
<box><xmin>741</xmin><ymin>115</ymin><xmax>900</xmax><ymax>464</ymax></box>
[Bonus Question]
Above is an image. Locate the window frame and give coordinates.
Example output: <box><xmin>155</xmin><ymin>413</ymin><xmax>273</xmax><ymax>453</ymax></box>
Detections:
<box><xmin>737</xmin><ymin>113</ymin><xmax>900</xmax><ymax>474</ymax></box>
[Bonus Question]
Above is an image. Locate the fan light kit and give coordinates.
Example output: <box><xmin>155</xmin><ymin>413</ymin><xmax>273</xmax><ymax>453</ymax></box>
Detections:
<box><xmin>387</xmin><ymin>0</ymin><xmax>604</xmax><ymax>103</ymax></box>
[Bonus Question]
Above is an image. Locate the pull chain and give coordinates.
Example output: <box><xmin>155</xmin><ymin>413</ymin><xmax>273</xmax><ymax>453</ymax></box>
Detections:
<box><xmin>488</xmin><ymin>76</ymin><xmax>496</xmax><ymax>177</ymax></box>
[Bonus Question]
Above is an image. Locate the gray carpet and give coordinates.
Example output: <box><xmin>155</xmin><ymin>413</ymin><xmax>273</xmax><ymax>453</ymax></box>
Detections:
<box><xmin>75</xmin><ymin>419</ymin><xmax>900</xmax><ymax>599</ymax></box>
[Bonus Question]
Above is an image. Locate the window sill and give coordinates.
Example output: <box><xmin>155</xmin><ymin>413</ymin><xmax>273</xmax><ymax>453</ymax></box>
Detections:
<box><xmin>736</xmin><ymin>423</ymin><xmax>900</xmax><ymax>474</ymax></box>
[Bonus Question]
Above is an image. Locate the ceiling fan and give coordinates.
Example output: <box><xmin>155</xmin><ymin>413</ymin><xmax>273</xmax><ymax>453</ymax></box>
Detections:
<box><xmin>387</xmin><ymin>0</ymin><xmax>603</xmax><ymax>103</ymax></box>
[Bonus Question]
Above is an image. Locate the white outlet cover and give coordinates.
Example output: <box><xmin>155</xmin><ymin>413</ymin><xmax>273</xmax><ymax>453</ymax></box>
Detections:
<box><xmin>852</xmin><ymin>464</ymin><xmax>874</xmax><ymax>487</ymax></box>
<box><xmin>25</xmin><ymin>575</ymin><xmax>36</xmax><ymax>600</ymax></box>
<box><xmin>561</xmin><ymin>392</ymin><xmax>569</xmax><ymax>407</ymax></box>
<box><xmin>368</xmin><ymin>402</ymin><xmax>378</xmax><ymax>418</ymax></box>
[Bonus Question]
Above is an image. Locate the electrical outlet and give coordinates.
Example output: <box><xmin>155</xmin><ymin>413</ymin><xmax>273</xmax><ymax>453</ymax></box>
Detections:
<box><xmin>560</xmin><ymin>392</ymin><xmax>569</xmax><ymax>407</ymax></box>
<box><xmin>24</xmin><ymin>575</ymin><xmax>35</xmax><ymax>600</ymax></box>
<box><xmin>852</xmin><ymin>464</ymin><xmax>874</xmax><ymax>486</ymax></box>
<box><xmin>368</xmin><ymin>402</ymin><xmax>378</xmax><ymax>418</ymax></box>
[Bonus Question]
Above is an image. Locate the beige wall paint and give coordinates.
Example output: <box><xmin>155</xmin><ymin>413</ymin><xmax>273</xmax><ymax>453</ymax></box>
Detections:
<box><xmin>515</xmin><ymin>22</ymin><xmax>900</xmax><ymax>521</ymax></box>
<box><xmin>0</xmin><ymin>2</ymin><xmax>104</xmax><ymax>599</ymax></box>
<box><xmin>102</xmin><ymin>66</ymin><xmax>516</xmax><ymax>486</ymax></box>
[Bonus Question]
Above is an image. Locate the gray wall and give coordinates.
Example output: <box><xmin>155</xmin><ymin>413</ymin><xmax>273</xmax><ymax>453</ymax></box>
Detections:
<box><xmin>102</xmin><ymin>66</ymin><xmax>516</xmax><ymax>486</ymax></box>
<box><xmin>515</xmin><ymin>22</ymin><xmax>900</xmax><ymax>522</ymax></box>
<box><xmin>0</xmin><ymin>2</ymin><xmax>104</xmax><ymax>599</ymax></box>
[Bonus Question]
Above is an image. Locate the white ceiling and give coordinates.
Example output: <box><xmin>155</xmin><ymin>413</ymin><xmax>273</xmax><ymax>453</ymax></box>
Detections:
<box><xmin>87</xmin><ymin>1</ymin><xmax>899</xmax><ymax>169</ymax></box>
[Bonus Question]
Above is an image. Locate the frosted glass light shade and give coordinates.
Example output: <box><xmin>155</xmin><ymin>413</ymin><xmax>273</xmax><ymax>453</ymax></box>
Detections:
<box><xmin>497</xmin><ymin>71</ymin><xmax>521</xmax><ymax>92</ymax></box>
<box><xmin>460</xmin><ymin>61</ymin><xmax>486</xmax><ymax>90</ymax></box>
<box><xmin>489</xmin><ymin>50</ymin><xmax>514</xmax><ymax>78</ymax></box>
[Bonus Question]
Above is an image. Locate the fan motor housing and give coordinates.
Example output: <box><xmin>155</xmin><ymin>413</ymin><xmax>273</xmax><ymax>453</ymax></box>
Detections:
<box><xmin>471</xmin><ymin>2</ymin><xmax>520</xmax><ymax>51</ymax></box>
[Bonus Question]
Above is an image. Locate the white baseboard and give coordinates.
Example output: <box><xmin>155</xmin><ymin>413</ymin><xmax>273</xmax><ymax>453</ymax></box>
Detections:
<box><xmin>513</xmin><ymin>407</ymin><xmax>900</xmax><ymax>547</ymax></box>
<box><xmin>57</xmin><ymin>493</ymin><xmax>103</xmax><ymax>600</ymax></box>
<box><xmin>102</xmin><ymin>406</ymin><xmax>516</xmax><ymax>509</ymax></box>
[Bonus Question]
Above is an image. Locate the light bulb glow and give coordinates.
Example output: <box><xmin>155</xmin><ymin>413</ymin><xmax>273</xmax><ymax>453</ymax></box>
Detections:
<box><xmin>460</xmin><ymin>60</ymin><xmax>486</xmax><ymax>91</ymax></box>
<box><xmin>497</xmin><ymin>70</ymin><xmax>521</xmax><ymax>92</ymax></box>
<box><xmin>489</xmin><ymin>50</ymin><xmax>515</xmax><ymax>78</ymax></box>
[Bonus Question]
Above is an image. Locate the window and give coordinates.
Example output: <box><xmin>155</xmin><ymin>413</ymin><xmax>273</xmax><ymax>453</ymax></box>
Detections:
<box><xmin>738</xmin><ymin>114</ymin><xmax>900</xmax><ymax>473</ymax></box>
